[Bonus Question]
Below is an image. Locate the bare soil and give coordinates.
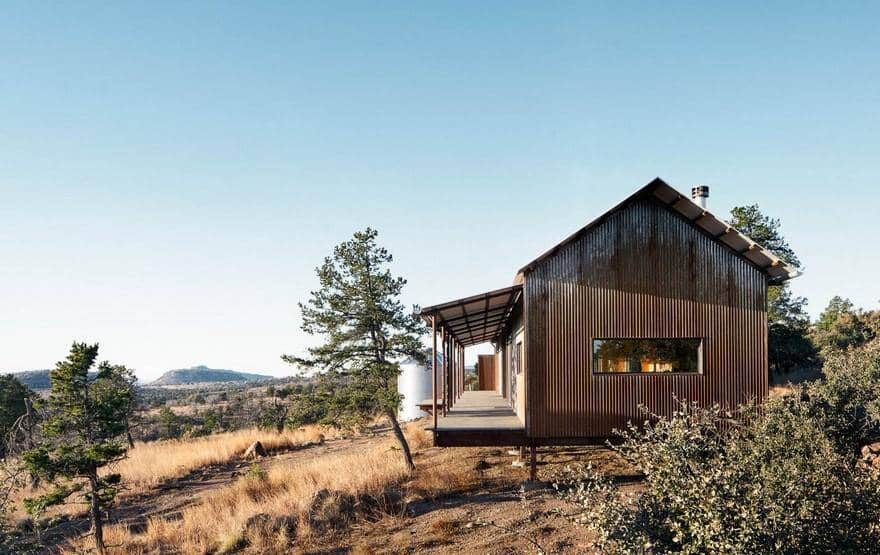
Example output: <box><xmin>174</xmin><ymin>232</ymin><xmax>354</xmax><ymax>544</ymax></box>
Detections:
<box><xmin>309</xmin><ymin>443</ymin><xmax>640</xmax><ymax>554</ymax></box>
<box><xmin>29</xmin><ymin>430</ymin><xmax>640</xmax><ymax>554</ymax></box>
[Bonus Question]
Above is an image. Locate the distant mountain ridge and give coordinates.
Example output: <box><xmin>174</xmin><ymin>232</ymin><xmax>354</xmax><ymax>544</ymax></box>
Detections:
<box><xmin>150</xmin><ymin>365</ymin><xmax>272</xmax><ymax>386</ymax></box>
<box><xmin>10</xmin><ymin>369</ymin><xmax>53</xmax><ymax>390</ymax></box>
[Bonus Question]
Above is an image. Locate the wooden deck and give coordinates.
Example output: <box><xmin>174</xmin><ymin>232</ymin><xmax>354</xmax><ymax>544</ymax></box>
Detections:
<box><xmin>428</xmin><ymin>390</ymin><xmax>525</xmax><ymax>447</ymax></box>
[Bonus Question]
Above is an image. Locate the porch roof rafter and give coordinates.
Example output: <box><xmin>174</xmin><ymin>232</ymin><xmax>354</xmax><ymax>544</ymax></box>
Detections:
<box><xmin>419</xmin><ymin>284</ymin><xmax>522</xmax><ymax>347</ymax></box>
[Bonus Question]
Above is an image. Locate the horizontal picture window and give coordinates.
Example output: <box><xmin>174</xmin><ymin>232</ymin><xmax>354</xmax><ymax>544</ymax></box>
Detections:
<box><xmin>592</xmin><ymin>338</ymin><xmax>702</xmax><ymax>374</ymax></box>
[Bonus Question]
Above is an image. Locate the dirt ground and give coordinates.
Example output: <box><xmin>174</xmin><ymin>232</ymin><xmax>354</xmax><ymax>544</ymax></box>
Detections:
<box><xmin>31</xmin><ymin>430</ymin><xmax>640</xmax><ymax>554</ymax></box>
<box><xmin>306</xmin><ymin>442</ymin><xmax>641</xmax><ymax>554</ymax></box>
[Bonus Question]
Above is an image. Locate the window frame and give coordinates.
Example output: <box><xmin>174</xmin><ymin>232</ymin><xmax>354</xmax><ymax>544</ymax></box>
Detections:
<box><xmin>590</xmin><ymin>337</ymin><xmax>705</xmax><ymax>376</ymax></box>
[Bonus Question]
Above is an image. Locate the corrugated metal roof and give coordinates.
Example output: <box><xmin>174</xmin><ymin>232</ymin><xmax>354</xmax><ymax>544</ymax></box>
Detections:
<box><xmin>419</xmin><ymin>284</ymin><xmax>522</xmax><ymax>347</ymax></box>
<box><xmin>518</xmin><ymin>177</ymin><xmax>801</xmax><ymax>284</ymax></box>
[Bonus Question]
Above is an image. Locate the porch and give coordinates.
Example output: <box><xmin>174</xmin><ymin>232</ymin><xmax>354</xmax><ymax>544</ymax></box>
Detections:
<box><xmin>430</xmin><ymin>390</ymin><xmax>524</xmax><ymax>447</ymax></box>
<box><xmin>417</xmin><ymin>284</ymin><xmax>525</xmax><ymax>447</ymax></box>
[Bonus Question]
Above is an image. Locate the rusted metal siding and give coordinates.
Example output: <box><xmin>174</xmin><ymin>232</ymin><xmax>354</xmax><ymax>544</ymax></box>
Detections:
<box><xmin>525</xmin><ymin>197</ymin><xmax>768</xmax><ymax>438</ymax></box>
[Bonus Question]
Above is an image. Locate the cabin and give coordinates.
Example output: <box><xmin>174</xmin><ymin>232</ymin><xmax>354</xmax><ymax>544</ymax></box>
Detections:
<box><xmin>418</xmin><ymin>178</ymin><xmax>799</xmax><ymax>477</ymax></box>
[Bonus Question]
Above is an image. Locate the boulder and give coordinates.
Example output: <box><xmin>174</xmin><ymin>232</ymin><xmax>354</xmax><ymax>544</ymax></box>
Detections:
<box><xmin>860</xmin><ymin>441</ymin><xmax>880</xmax><ymax>475</ymax></box>
<box><xmin>242</xmin><ymin>440</ymin><xmax>268</xmax><ymax>460</ymax></box>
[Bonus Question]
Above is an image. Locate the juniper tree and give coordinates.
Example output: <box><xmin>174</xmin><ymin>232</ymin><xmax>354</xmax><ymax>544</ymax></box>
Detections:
<box><xmin>21</xmin><ymin>343</ymin><xmax>136</xmax><ymax>555</ymax></box>
<box><xmin>284</xmin><ymin>228</ymin><xmax>426</xmax><ymax>470</ymax></box>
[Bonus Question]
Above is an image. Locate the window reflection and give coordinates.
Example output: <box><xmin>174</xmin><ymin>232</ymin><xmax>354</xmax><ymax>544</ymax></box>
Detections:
<box><xmin>592</xmin><ymin>338</ymin><xmax>702</xmax><ymax>374</ymax></box>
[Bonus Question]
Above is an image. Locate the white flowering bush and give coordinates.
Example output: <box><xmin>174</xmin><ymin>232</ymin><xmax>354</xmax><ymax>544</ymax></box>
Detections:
<box><xmin>555</xmin><ymin>347</ymin><xmax>880</xmax><ymax>554</ymax></box>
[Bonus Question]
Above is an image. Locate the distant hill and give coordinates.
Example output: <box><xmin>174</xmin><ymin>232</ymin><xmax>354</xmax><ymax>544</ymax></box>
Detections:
<box><xmin>9</xmin><ymin>369</ymin><xmax>53</xmax><ymax>390</ymax></box>
<box><xmin>10</xmin><ymin>369</ymin><xmax>111</xmax><ymax>390</ymax></box>
<box><xmin>150</xmin><ymin>365</ymin><xmax>272</xmax><ymax>386</ymax></box>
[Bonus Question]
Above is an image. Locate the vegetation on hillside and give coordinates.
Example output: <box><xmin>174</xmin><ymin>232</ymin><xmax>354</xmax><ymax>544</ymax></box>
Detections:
<box><xmin>150</xmin><ymin>365</ymin><xmax>273</xmax><ymax>386</ymax></box>
<box><xmin>6</xmin><ymin>370</ymin><xmax>53</xmax><ymax>391</ymax></box>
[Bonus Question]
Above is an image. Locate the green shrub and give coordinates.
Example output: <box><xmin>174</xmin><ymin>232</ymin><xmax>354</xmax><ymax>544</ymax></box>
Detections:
<box><xmin>805</xmin><ymin>343</ymin><xmax>880</xmax><ymax>455</ymax></box>
<box><xmin>556</xmin><ymin>347</ymin><xmax>880</xmax><ymax>554</ymax></box>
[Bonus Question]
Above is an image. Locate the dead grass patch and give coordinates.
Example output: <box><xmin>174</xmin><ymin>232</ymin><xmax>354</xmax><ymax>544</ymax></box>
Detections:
<box><xmin>403</xmin><ymin>419</ymin><xmax>433</xmax><ymax>451</ymax></box>
<box><xmin>91</xmin><ymin>442</ymin><xmax>405</xmax><ymax>553</ymax></box>
<box><xmin>409</xmin><ymin>449</ymin><xmax>480</xmax><ymax>500</ymax></box>
<box><xmin>8</xmin><ymin>425</ymin><xmax>335</xmax><ymax>523</ymax></box>
<box><xmin>114</xmin><ymin>425</ymin><xmax>333</xmax><ymax>493</ymax></box>
<box><xmin>79</xmin><ymin>421</ymin><xmax>464</xmax><ymax>553</ymax></box>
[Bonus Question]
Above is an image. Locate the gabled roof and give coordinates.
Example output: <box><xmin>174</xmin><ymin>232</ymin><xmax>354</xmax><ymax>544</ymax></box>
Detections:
<box><xmin>517</xmin><ymin>178</ymin><xmax>800</xmax><ymax>285</ymax></box>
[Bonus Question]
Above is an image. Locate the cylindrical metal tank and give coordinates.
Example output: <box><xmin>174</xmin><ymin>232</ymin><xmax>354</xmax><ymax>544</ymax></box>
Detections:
<box><xmin>397</xmin><ymin>356</ymin><xmax>435</xmax><ymax>421</ymax></box>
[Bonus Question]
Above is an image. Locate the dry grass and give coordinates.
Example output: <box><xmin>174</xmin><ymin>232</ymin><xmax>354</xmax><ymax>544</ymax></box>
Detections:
<box><xmin>80</xmin><ymin>420</ymin><xmax>454</xmax><ymax>554</ymax></box>
<box><xmin>8</xmin><ymin>425</ymin><xmax>334</xmax><ymax>521</ymax></box>
<box><xmin>403</xmin><ymin>419</ymin><xmax>433</xmax><ymax>451</ymax></box>
<box><xmin>96</xmin><ymin>436</ymin><xmax>412</xmax><ymax>553</ymax></box>
<box><xmin>113</xmin><ymin>425</ymin><xmax>332</xmax><ymax>492</ymax></box>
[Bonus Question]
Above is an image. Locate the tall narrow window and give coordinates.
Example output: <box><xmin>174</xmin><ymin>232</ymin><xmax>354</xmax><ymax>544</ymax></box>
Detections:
<box><xmin>592</xmin><ymin>338</ymin><xmax>702</xmax><ymax>374</ymax></box>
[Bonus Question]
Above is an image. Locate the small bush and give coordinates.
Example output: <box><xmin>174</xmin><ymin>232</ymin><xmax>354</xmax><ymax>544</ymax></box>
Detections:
<box><xmin>556</xmin><ymin>346</ymin><xmax>880</xmax><ymax>554</ymax></box>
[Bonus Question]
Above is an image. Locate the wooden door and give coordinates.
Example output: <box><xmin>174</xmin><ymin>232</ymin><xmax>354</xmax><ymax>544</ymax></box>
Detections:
<box><xmin>477</xmin><ymin>355</ymin><xmax>496</xmax><ymax>391</ymax></box>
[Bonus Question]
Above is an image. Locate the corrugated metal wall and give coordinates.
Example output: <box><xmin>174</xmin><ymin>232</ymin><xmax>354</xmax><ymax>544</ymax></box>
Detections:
<box><xmin>524</xmin><ymin>198</ymin><xmax>768</xmax><ymax>438</ymax></box>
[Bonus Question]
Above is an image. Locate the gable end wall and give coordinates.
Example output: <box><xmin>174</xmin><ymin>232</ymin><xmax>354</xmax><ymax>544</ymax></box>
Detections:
<box><xmin>524</xmin><ymin>198</ymin><xmax>768</xmax><ymax>438</ymax></box>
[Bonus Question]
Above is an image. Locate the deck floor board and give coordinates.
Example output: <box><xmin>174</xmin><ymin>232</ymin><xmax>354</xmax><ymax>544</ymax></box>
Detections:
<box><xmin>431</xmin><ymin>390</ymin><xmax>523</xmax><ymax>431</ymax></box>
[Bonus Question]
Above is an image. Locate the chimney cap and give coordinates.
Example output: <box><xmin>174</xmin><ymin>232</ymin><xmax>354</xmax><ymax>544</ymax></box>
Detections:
<box><xmin>691</xmin><ymin>185</ymin><xmax>709</xmax><ymax>198</ymax></box>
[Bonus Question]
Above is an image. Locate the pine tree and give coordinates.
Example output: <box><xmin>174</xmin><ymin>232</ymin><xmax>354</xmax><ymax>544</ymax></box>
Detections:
<box><xmin>22</xmin><ymin>343</ymin><xmax>135</xmax><ymax>555</ymax></box>
<box><xmin>0</xmin><ymin>375</ymin><xmax>34</xmax><ymax>458</ymax></box>
<box><xmin>729</xmin><ymin>204</ymin><xmax>816</xmax><ymax>374</ymax></box>
<box><xmin>284</xmin><ymin>228</ymin><xmax>426</xmax><ymax>470</ymax></box>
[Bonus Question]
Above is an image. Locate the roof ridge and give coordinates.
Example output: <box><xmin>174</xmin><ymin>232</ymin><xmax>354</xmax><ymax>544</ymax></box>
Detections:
<box><xmin>517</xmin><ymin>178</ymin><xmax>800</xmax><ymax>284</ymax></box>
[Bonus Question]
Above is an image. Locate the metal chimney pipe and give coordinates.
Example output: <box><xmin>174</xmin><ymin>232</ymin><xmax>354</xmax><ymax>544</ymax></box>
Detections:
<box><xmin>691</xmin><ymin>185</ymin><xmax>709</xmax><ymax>209</ymax></box>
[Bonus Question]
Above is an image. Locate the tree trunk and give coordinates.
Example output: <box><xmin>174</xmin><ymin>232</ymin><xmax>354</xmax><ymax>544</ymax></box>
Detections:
<box><xmin>88</xmin><ymin>471</ymin><xmax>106</xmax><ymax>555</ymax></box>
<box><xmin>386</xmin><ymin>410</ymin><xmax>414</xmax><ymax>471</ymax></box>
<box><xmin>125</xmin><ymin>417</ymin><xmax>135</xmax><ymax>449</ymax></box>
<box><xmin>24</xmin><ymin>398</ymin><xmax>39</xmax><ymax>489</ymax></box>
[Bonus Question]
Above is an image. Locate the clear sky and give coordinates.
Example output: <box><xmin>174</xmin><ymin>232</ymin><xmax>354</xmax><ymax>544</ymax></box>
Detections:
<box><xmin>1</xmin><ymin>3</ymin><xmax>878</xmax><ymax>381</ymax></box>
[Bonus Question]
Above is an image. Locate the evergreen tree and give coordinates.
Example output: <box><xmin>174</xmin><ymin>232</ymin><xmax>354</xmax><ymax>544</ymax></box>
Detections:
<box><xmin>21</xmin><ymin>343</ymin><xmax>135</xmax><ymax>555</ymax></box>
<box><xmin>284</xmin><ymin>228</ymin><xmax>426</xmax><ymax>470</ymax></box>
<box><xmin>729</xmin><ymin>204</ymin><xmax>816</xmax><ymax>374</ymax></box>
<box><xmin>157</xmin><ymin>406</ymin><xmax>181</xmax><ymax>439</ymax></box>
<box><xmin>0</xmin><ymin>375</ymin><xmax>34</xmax><ymax>458</ymax></box>
<box><xmin>202</xmin><ymin>409</ymin><xmax>219</xmax><ymax>433</ymax></box>
<box><xmin>813</xmin><ymin>296</ymin><xmax>876</xmax><ymax>352</ymax></box>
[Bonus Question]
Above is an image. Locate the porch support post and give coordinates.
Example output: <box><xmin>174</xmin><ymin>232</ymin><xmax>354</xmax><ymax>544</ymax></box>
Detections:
<box><xmin>457</xmin><ymin>344</ymin><xmax>462</xmax><ymax>397</ymax></box>
<box><xmin>455</xmin><ymin>343</ymin><xmax>459</xmax><ymax>397</ymax></box>
<box><xmin>450</xmin><ymin>337</ymin><xmax>456</xmax><ymax>408</ymax></box>
<box><xmin>449</xmin><ymin>337</ymin><xmax>454</xmax><ymax>408</ymax></box>
<box><xmin>459</xmin><ymin>344</ymin><xmax>463</xmax><ymax>396</ymax></box>
<box><xmin>431</xmin><ymin>316</ymin><xmax>437</xmax><ymax>431</ymax></box>
<box><xmin>529</xmin><ymin>443</ymin><xmax>537</xmax><ymax>481</ymax></box>
<box><xmin>445</xmin><ymin>332</ymin><xmax>451</xmax><ymax>414</ymax></box>
<box><xmin>460</xmin><ymin>345</ymin><xmax>464</xmax><ymax>396</ymax></box>
<box><xmin>440</xmin><ymin>326</ymin><xmax>447</xmax><ymax>416</ymax></box>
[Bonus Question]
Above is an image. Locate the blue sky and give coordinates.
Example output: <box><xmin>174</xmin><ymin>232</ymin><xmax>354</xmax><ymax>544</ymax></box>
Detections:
<box><xmin>1</xmin><ymin>3</ymin><xmax>877</xmax><ymax>380</ymax></box>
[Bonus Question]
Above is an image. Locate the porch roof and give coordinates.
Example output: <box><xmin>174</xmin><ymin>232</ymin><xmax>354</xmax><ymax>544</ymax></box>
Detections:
<box><xmin>419</xmin><ymin>284</ymin><xmax>522</xmax><ymax>346</ymax></box>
